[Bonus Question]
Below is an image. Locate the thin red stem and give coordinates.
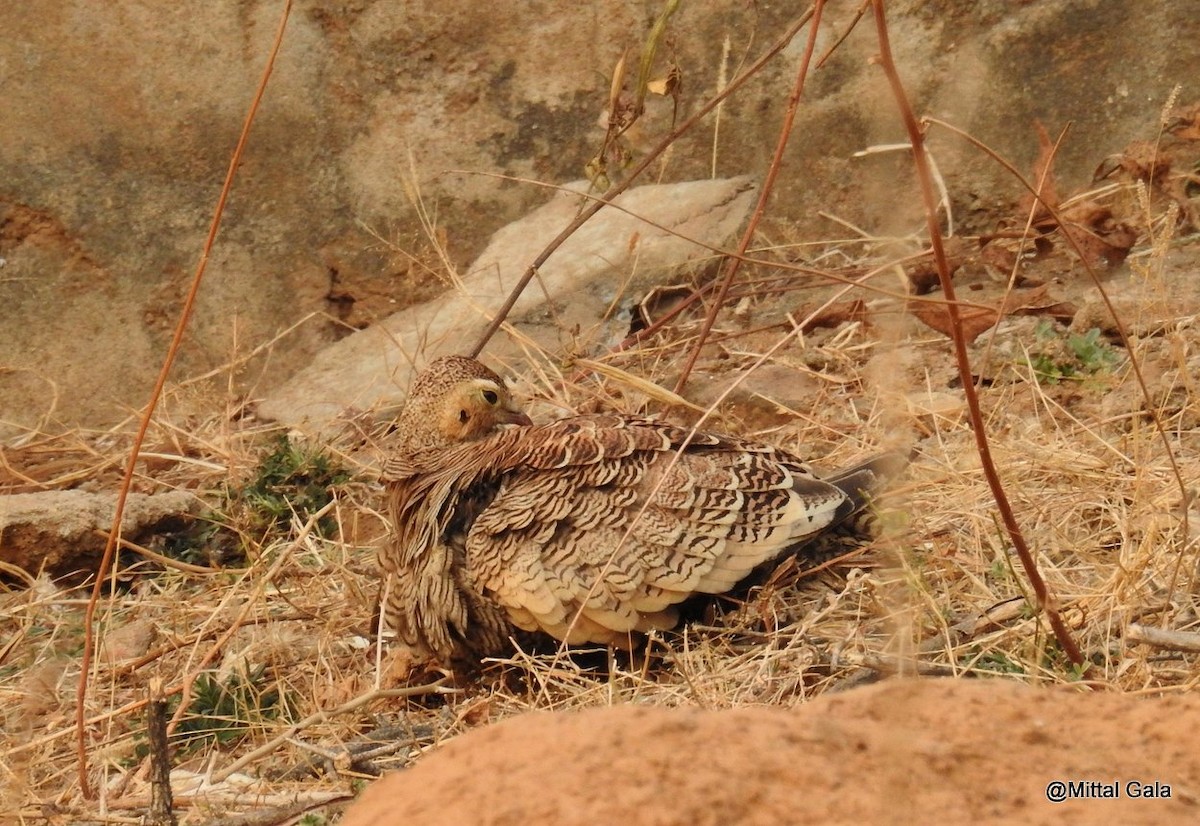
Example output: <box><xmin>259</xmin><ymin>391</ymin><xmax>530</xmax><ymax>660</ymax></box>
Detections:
<box><xmin>73</xmin><ymin>0</ymin><xmax>294</xmax><ymax>796</ymax></box>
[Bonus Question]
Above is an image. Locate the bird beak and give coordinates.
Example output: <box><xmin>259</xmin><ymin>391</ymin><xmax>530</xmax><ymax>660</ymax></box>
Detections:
<box><xmin>497</xmin><ymin>407</ymin><xmax>533</xmax><ymax>427</ymax></box>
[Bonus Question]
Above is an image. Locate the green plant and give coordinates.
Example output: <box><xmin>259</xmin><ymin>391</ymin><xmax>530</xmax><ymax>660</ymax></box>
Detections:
<box><xmin>170</xmin><ymin>665</ymin><xmax>293</xmax><ymax>752</ymax></box>
<box><xmin>968</xmin><ymin>648</ymin><xmax>1025</xmax><ymax>676</ymax></box>
<box><xmin>166</xmin><ymin>434</ymin><xmax>349</xmax><ymax>564</ymax></box>
<box><xmin>1026</xmin><ymin>320</ymin><xmax>1121</xmax><ymax>384</ymax></box>
<box><xmin>231</xmin><ymin>434</ymin><xmax>349</xmax><ymax>539</ymax></box>
<box><xmin>987</xmin><ymin>555</ymin><xmax>1012</xmax><ymax>585</ymax></box>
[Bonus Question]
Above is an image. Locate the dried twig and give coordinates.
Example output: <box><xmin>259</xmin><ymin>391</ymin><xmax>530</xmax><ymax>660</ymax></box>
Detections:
<box><xmin>75</xmin><ymin>0</ymin><xmax>295</xmax><ymax>797</ymax></box>
<box><xmin>1127</xmin><ymin>623</ymin><xmax>1200</xmax><ymax>654</ymax></box>
<box><xmin>925</xmin><ymin>115</ymin><xmax>1193</xmax><ymax>591</ymax></box>
<box><xmin>673</xmin><ymin>0</ymin><xmax>827</xmax><ymax>394</ymax></box>
<box><xmin>167</xmin><ymin>501</ymin><xmax>336</xmax><ymax>737</ymax></box>
<box><xmin>145</xmin><ymin>678</ymin><xmax>177</xmax><ymax>826</ymax></box>
<box><xmin>868</xmin><ymin>0</ymin><xmax>1085</xmax><ymax>667</ymax></box>
<box><xmin>197</xmin><ymin>797</ymin><xmax>353</xmax><ymax>826</ymax></box>
<box><xmin>211</xmin><ymin>683</ymin><xmax>455</xmax><ymax>783</ymax></box>
<box><xmin>90</xmin><ymin>529</ymin><xmax>224</xmax><ymax>576</ymax></box>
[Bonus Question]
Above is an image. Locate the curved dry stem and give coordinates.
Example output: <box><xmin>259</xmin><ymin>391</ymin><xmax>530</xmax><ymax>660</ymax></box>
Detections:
<box><xmin>924</xmin><ymin>115</ymin><xmax>1192</xmax><ymax>577</ymax></box>
<box><xmin>869</xmin><ymin>0</ymin><xmax>1085</xmax><ymax>669</ymax></box>
<box><xmin>673</xmin><ymin>0</ymin><xmax>827</xmax><ymax>394</ymax></box>
<box><xmin>73</xmin><ymin>0</ymin><xmax>295</xmax><ymax>797</ymax></box>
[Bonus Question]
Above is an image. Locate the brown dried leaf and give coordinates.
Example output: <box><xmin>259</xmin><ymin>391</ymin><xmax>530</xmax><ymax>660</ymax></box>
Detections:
<box><xmin>1061</xmin><ymin>222</ymin><xmax>1138</xmax><ymax>268</ymax></box>
<box><xmin>1059</xmin><ymin>200</ymin><xmax>1138</xmax><ymax>268</ymax></box>
<box><xmin>460</xmin><ymin>696</ymin><xmax>495</xmax><ymax>727</ymax></box>
<box><xmin>1094</xmin><ymin>140</ymin><xmax>1172</xmax><ymax>185</ymax></box>
<box><xmin>1021</xmin><ymin>122</ymin><xmax>1061</xmax><ymax>223</ymax></box>
<box><xmin>911</xmin><ymin>302</ymin><xmax>999</xmax><ymax>343</ymax></box>
<box><xmin>1014</xmin><ymin>301</ymin><xmax>1078</xmax><ymax>323</ymax></box>
<box><xmin>1001</xmin><ymin>282</ymin><xmax>1051</xmax><ymax>313</ymax></box>
<box><xmin>794</xmin><ymin>299</ymin><xmax>866</xmax><ymax>332</ymax></box>
<box><xmin>1167</xmin><ymin>101</ymin><xmax>1200</xmax><ymax>141</ymax></box>
<box><xmin>1061</xmin><ymin>200</ymin><xmax>1112</xmax><ymax>226</ymax></box>
<box><xmin>980</xmin><ymin>240</ymin><xmax>1019</xmax><ymax>275</ymax></box>
<box><xmin>647</xmin><ymin>63</ymin><xmax>681</xmax><ymax>97</ymax></box>
<box><xmin>911</xmin><ymin>284</ymin><xmax>1054</xmax><ymax>343</ymax></box>
<box><xmin>1096</xmin><ymin>134</ymin><xmax>1198</xmax><ymax>229</ymax></box>
<box><xmin>1003</xmin><ymin>282</ymin><xmax>1078</xmax><ymax>322</ymax></box>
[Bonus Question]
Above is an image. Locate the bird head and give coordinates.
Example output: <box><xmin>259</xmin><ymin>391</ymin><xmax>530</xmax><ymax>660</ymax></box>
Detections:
<box><xmin>397</xmin><ymin>356</ymin><xmax>533</xmax><ymax>451</ymax></box>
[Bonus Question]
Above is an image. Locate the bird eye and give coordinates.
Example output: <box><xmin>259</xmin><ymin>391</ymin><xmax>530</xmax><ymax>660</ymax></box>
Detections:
<box><xmin>482</xmin><ymin>389</ymin><xmax>499</xmax><ymax>405</ymax></box>
<box><xmin>459</xmin><ymin>409</ymin><xmax>470</xmax><ymax>423</ymax></box>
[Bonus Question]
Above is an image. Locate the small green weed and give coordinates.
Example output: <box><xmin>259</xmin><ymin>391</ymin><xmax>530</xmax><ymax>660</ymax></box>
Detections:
<box><xmin>166</xmin><ymin>434</ymin><xmax>349</xmax><ymax>564</ymax></box>
<box><xmin>131</xmin><ymin>664</ymin><xmax>294</xmax><ymax>761</ymax></box>
<box><xmin>987</xmin><ymin>555</ymin><xmax>1012</xmax><ymax>585</ymax></box>
<box><xmin>1026</xmin><ymin>321</ymin><xmax>1120</xmax><ymax>384</ymax></box>
<box><xmin>230</xmin><ymin>434</ymin><xmax>349</xmax><ymax>539</ymax></box>
<box><xmin>170</xmin><ymin>665</ymin><xmax>293</xmax><ymax>753</ymax></box>
<box><xmin>968</xmin><ymin>648</ymin><xmax>1026</xmax><ymax>676</ymax></box>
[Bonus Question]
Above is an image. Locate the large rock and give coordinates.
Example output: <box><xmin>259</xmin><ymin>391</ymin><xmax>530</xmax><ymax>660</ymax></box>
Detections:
<box><xmin>257</xmin><ymin>176</ymin><xmax>756</xmax><ymax>431</ymax></box>
<box><xmin>0</xmin><ymin>490</ymin><xmax>196</xmax><ymax>576</ymax></box>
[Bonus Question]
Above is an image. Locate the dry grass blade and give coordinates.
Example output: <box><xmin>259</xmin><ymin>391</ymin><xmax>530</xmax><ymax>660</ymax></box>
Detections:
<box><xmin>570</xmin><ymin>358</ymin><xmax>705</xmax><ymax>411</ymax></box>
<box><xmin>6</xmin><ymin>7</ymin><xmax>1200</xmax><ymax>824</ymax></box>
<box><xmin>211</xmin><ymin>683</ymin><xmax>455</xmax><ymax>783</ymax></box>
<box><xmin>925</xmin><ymin>115</ymin><xmax>1193</xmax><ymax>571</ymax></box>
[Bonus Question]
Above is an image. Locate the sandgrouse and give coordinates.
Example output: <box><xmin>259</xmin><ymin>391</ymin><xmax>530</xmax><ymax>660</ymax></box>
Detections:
<box><xmin>380</xmin><ymin>355</ymin><xmax>900</xmax><ymax>665</ymax></box>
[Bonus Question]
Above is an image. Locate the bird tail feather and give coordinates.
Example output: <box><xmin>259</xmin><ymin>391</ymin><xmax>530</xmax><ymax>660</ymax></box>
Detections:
<box><xmin>824</xmin><ymin>450</ymin><xmax>908</xmax><ymax>527</ymax></box>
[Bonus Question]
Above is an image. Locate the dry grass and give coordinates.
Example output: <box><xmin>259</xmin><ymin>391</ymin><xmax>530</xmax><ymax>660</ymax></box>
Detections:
<box><xmin>4</xmin><ymin>142</ymin><xmax>1200</xmax><ymax>826</ymax></box>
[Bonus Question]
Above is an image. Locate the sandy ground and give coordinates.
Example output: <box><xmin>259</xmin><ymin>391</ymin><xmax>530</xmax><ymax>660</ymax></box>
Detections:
<box><xmin>339</xmin><ymin>677</ymin><xmax>1200</xmax><ymax>825</ymax></box>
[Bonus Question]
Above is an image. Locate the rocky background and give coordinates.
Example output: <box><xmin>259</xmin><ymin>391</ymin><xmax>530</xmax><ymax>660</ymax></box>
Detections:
<box><xmin>1</xmin><ymin>0</ymin><xmax>1195</xmax><ymax>436</ymax></box>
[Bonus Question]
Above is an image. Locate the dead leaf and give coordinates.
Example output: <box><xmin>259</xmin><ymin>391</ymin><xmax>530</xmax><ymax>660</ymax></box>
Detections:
<box><xmin>1004</xmin><ymin>281</ymin><xmax>1078</xmax><ymax>323</ymax></box>
<box><xmin>459</xmin><ymin>696</ymin><xmax>494</xmax><ymax>727</ymax></box>
<box><xmin>910</xmin><ymin>284</ymin><xmax>1058</xmax><ymax>343</ymax></box>
<box><xmin>1059</xmin><ymin>201</ymin><xmax>1138</xmax><ymax>268</ymax></box>
<box><xmin>793</xmin><ymin>299</ymin><xmax>867</xmax><ymax>331</ymax></box>
<box><xmin>1061</xmin><ymin>222</ymin><xmax>1137</xmax><ymax>268</ymax></box>
<box><xmin>1015</xmin><ymin>301</ymin><xmax>1078</xmax><ymax>323</ymax></box>
<box><xmin>1093</xmin><ymin>137</ymin><xmax>1196</xmax><ymax>228</ymax></box>
<box><xmin>1094</xmin><ymin>140</ymin><xmax>1171</xmax><ymax>185</ymax></box>
<box><xmin>1167</xmin><ymin>101</ymin><xmax>1200</xmax><ymax>141</ymax></box>
<box><xmin>647</xmin><ymin>63</ymin><xmax>681</xmax><ymax>97</ymax></box>
<box><xmin>980</xmin><ymin>239</ymin><xmax>1019</xmax><ymax>275</ymax></box>
<box><xmin>911</xmin><ymin>302</ymin><xmax>999</xmax><ymax>343</ymax></box>
<box><xmin>1000</xmin><ymin>282</ymin><xmax>1051</xmax><ymax>312</ymax></box>
<box><xmin>1021</xmin><ymin>122</ymin><xmax>1061</xmax><ymax>225</ymax></box>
